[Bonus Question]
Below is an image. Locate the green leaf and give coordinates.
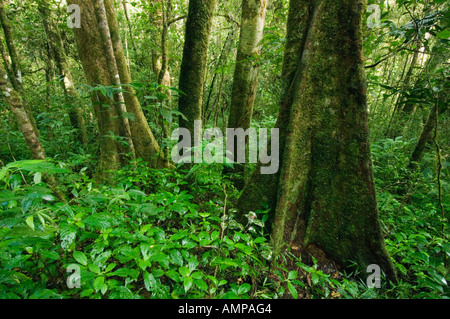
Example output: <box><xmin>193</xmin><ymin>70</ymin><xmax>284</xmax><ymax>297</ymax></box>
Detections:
<box><xmin>287</xmin><ymin>282</ymin><xmax>298</xmax><ymax>299</ymax></box>
<box><xmin>94</xmin><ymin>277</ymin><xmax>105</xmax><ymax>292</ymax></box>
<box><xmin>73</xmin><ymin>251</ymin><xmax>88</xmax><ymax>266</ymax></box>
<box><xmin>144</xmin><ymin>271</ymin><xmax>157</xmax><ymax>292</ymax></box>
<box><xmin>184</xmin><ymin>277</ymin><xmax>193</xmax><ymax>293</ymax></box>
<box><xmin>105</xmin><ymin>263</ymin><xmax>116</xmax><ymax>273</ymax></box>
<box><xmin>194</xmin><ymin>279</ymin><xmax>208</xmax><ymax>291</ymax></box>
<box><xmin>88</xmin><ymin>264</ymin><xmax>102</xmax><ymax>275</ymax></box>
<box><xmin>33</xmin><ymin>172</ymin><xmax>42</xmax><ymax>184</ymax></box>
<box><xmin>311</xmin><ymin>272</ymin><xmax>319</xmax><ymax>285</ymax></box>
<box><xmin>179</xmin><ymin>266</ymin><xmax>190</xmax><ymax>277</ymax></box>
<box><xmin>436</xmin><ymin>30</ymin><xmax>450</xmax><ymax>39</ymax></box>
<box><xmin>238</xmin><ymin>283</ymin><xmax>251</xmax><ymax>295</ymax></box>
<box><xmin>288</xmin><ymin>270</ymin><xmax>298</xmax><ymax>280</ymax></box>
<box><xmin>26</xmin><ymin>216</ymin><xmax>35</xmax><ymax>230</ymax></box>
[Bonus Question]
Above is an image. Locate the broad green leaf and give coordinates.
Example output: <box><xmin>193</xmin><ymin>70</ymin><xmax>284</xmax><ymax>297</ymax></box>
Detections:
<box><xmin>288</xmin><ymin>270</ymin><xmax>298</xmax><ymax>280</ymax></box>
<box><xmin>26</xmin><ymin>216</ymin><xmax>35</xmax><ymax>230</ymax></box>
<box><xmin>73</xmin><ymin>251</ymin><xmax>88</xmax><ymax>266</ymax></box>
<box><xmin>94</xmin><ymin>277</ymin><xmax>105</xmax><ymax>292</ymax></box>
<box><xmin>287</xmin><ymin>282</ymin><xmax>298</xmax><ymax>299</ymax></box>
<box><xmin>184</xmin><ymin>277</ymin><xmax>193</xmax><ymax>293</ymax></box>
<box><xmin>238</xmin><ymin>283</ymin><xmax>251</xmax><ymax>295</ymax></box>
<box><xmin>179</xmin><ymin>266</ymin><xmax>190</xmax><ymax>277</ymax></box>
<box><xmin>144</xmin><ymin>271</ymin><xmax>157</xmax><ymax>292</ymax></box>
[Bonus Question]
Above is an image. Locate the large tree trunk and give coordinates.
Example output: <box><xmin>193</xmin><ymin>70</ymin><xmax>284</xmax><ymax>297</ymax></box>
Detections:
<box><xmin>67</xmin><ymin>0</ymin><xmax>130</xmax><ymax>181</ymax></box>
<box><xmin>38</xmin><ymin>0</ymin><xmax>88</xmax><ymax>146</ymax></box>
<box><xmin>177</xmin><ymin>0</ymin><xmax>216</xmax><ymax>135</ymax></box>
<box><xmin>238</xmin><ymin>0</ymin><xmax>396</xmax><ymax>281</ymax></box>
<box><xmin>67</xmin><ymin>0</ymin><xmax>168</xmax><ymax>180</ymax></box>
<box><xmin>225</xmin><ymin>0</ymin><xmax>268</xmax><ymax>189</ymax></box>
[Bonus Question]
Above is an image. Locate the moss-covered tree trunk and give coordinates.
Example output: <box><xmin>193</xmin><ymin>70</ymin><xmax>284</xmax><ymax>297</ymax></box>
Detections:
<box><xmin>39</xmin><ymin>0</ymin><xmax>88</xmax><ymax>146</ymax></box>
<box><xmin>239</xmin><ymin>0</ymin><xmax>396</xmax><ymax>280</ymax></box>
<box><xmin>0</xmin><ymin>0</ymin><xmax>21</xmax><ymax>92</ymax></box>
<box><xmin>0</xmin><ymin>64</ymin><xmax>45</xmax><ymax>160</ymax></box>
<box><xmin>0</xmin><ymin>0</ymin><xmax>38</xmax><ymax>136</ymax></box>
<box><xmin>93</xmin><ymin>0</ymin><xmax>136</xmax><ymax>159</ymax></box>
<box><xmin>177</xmin><ymin>0</ymin><xmax>216</xmax><ymax>135</ymax></box>
<box><xmin>67</xmin><ymin>0</ymin><xmax>129</xmax><ymax>181</ymax></box>
<box><xmin>225</xmin><ymin>0</ymin><xmax>268</xmax><ymax>189</ymax></box>
<box><xmin>103</xmin><ymin>0</ymin><xmax>168</xmax><ymax>168</ymax></box>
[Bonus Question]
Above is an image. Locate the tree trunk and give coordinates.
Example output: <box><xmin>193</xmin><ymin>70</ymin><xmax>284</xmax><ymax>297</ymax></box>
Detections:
<box><xmin>39</xmin><ymin>0</ymin><xmax>88</xmax><ymax>146</ymax></box>
<box><xmin>0</xmin><ymin>0</ymin><xmax>39</xmax><ymax>136</ymax></box>
<box><xmin>0</xmin><ymin>0</ymin><xmax>21</xmax><ymax>92</ymax></box>
<box><xmin>103</xmin><ymin>0</ymin><xmax>169</xmax><ymax>168</ymax></box>
<box><xmin>225</xmin><ymin>0</ymin><xmax>268</xmax><ymax>189</ymax></box>
<box><xmin>238</xmin><ymin>0</ymin><xmax>396</xmax><ymax>281</ymax></box>
<box><xmin>93</xmin><ymin>0</ymin><xmax>136</xmax><ymax>159</ymax></box>
<box><xmin>0</xmin><ymin>64</ymin><xmax>45</xmax><ymax>160</ymax></box>
<box><xmin>67</xmin><ymin>0</ymin><xmax>129</xmax><ymax>181</ymax></box>
<box><xmin>177</xmin><ymin>0</ymin><xmax>216</xmax><ymax>135</ymax></box>
<box><xmin>408</xmin><ymin>90</ymin><xmax>448</xmax><ymax>171</ymax></box>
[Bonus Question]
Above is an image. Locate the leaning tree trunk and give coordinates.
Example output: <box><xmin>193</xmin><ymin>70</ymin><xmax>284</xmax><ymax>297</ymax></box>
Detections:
<box><xmin>226</xmin><ymin>0</ymin><xmax>268</xmax><ymax>189</ymax></box>
<box><xmin>177</xmin><ymin>0</ymin><xmax>216</xmax><ymax>135</ymax></box>
<box><xmin>408</xmin><ymin>88</ymin><xmax>448</xmax><ymax>171</ymax></box>
<box><xmin>0</xmin><ymin>0</ymin><xmax>21</xmax><ymax>92</ymax></box>
<box><xmin>0</xmin><ymin>62</ymin><xmax>65</xmax><ymax>201</ymax></box>
<box><xmin>238</xmin><ymin>0</ymin><xmax>396</xmax><ymax>281</ymax></box>
<box><xmin>0</xmin><ymin>0</ymin><xmax>38</xmax><ymax>136</ymax></box>
<box><xmin>0</xmin><ymin>64</ymin><xmax>45</xmax><ymax>161</ymax></box>
<box><xmin>103</xmin><ymin>0</ymin><xmax>169</xmax><ymax>168</ymax></box>
<box><xmin>67</xmin><ymin>0</ymin><xmax>129</xmax><ymax>181</ymax></box>
<box><xmin>39</xmin><ymin>0</ymin><xmax>88</xmax><ymax>146</ymax></box>
<box><xmin>93</xmin><ymin>0</ymin><xmax>136</xmax><ymax>158</ymax></box>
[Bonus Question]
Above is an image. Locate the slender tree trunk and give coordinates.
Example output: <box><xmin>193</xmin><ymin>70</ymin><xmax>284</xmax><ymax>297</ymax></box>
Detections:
<box><xmin>0</xmin><ymin>0</ymin><xmax>39</xmax><ymax>136</ymax></box>
<box><xmin>225</xmin><ymin>0</ymin><xmax>268</xmax><ymax>189</ymax></box>
<box><xmin>408</xmin><ymin>90</ymin><xmax>448</xmax><ymax>171</ymax></box>
<box><xmin>205</xmin><ymin>28</ymin><xmax>236</xmax><ymax>124</ymax></box>
<box><xmin>177</xmin><ymin>0</ymin><xmax>216</xmax><ymax>135</ymax></box>
<box><xmin>0</xmin><ymin>0</ymin><xmax>21</xmax><ymax>92</ymax></box>
<box><xmin>0</xmin><ymin>64</ymin><xmax>45</xmax><ymax>160</ymax></box>
<box><xmin>103</xmin><ymin>0</ymin><xmax>169</xmax><ymax>168</ymax></box>
<box><xmin>93</xmin><ymin>0</ymin><xmax>136</xmax><ymax>159</ymax></box>
<box><xmin>238</xmin><ymin>0</ymin><xmax>396</xmax><ymax>280</ymax></box>
<box><xmin>228</xmin><ymin>0</ymin><xmax>267</xmax><ymax>131</ymax></box>
<box><xmin>39</xmin><ymin>1</ymin><xmax>88</xmax><ymax>146</ymax></box>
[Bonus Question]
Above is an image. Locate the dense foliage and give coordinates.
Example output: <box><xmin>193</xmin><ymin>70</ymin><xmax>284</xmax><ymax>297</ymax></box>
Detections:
<box><xmin>0</xmin><ymin>0</ymin><xmax>449</xmax><ymax>299</ymax></box>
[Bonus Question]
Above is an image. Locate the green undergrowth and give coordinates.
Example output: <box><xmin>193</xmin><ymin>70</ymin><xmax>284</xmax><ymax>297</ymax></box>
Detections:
<box><xmin>0</xmin><ymin>139</ymin><xmax>448</xmax><ymax>299</ymax></box>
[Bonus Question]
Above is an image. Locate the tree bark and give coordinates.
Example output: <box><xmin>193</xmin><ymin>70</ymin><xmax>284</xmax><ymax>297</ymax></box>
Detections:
<box><xmin>177</xmin><ymin>0</ymin><xmax>216</xmax><ymax>135</ymax></box>
<box><xmin>0</xmin><ymin>0</ymin><xmax>39</xmax><ymax>136</ymax></box>
<box><xmin>238</xmin><ymin>0</ymin><xmax>396</xmax><ymax>281</ymax></box>
<box><xmin>93</xmin><ymin>0</ymin><xmax>136</xmax><ymax>159</ymax></box>
<box><xmin>0</xmin><ymin>64</ymin><xmax>45</xmax><ymax>160</ymax></box>
<box><xmin>225</xmin><ymin>0</ymin><xmax>268</xmax><ymax>189</ymax></box>
<box><xmin>0</xmin><ymin>0</ymin><xmax>21</xmax><ymax>92</ymax></box>
<box><xmin>103</xmin><ymin>0</ymin><xmax>169</xmax><ymax>168</ymax></box>
<box><xmin>67</xmin><ymin>0</ymin><xmax>129</xmax><ymax>181</ymax></box>
<box><xmin>39</xmin><ymin>0</ymin><xmax>88</xmax><ymax>146</ymax></box>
